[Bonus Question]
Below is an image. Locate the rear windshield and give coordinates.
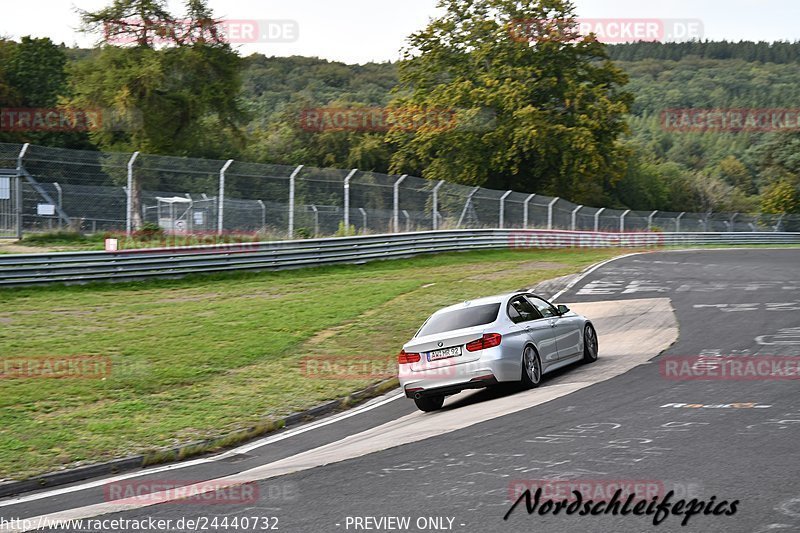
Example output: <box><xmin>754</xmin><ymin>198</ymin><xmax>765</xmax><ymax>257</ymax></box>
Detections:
<box><xmin>417</xmin><ymin>303</ymin><xmax>501</xmax><ymax>337</ymax></box>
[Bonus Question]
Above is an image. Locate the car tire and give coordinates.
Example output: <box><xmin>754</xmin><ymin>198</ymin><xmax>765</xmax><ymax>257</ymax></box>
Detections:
<box><xmin>414</xmin><ymin>394</ymin><xmax>445</xmax><ymax>412</ymax></box>
<box><xmin>583</xmin><ymin>324</ymin><xmax>598</xmax><ymax>363</ymax></box>
<box><xmin>521</xmin><ymin>345</ymin><xmax>542</xmax><ymax>389</ymax></box>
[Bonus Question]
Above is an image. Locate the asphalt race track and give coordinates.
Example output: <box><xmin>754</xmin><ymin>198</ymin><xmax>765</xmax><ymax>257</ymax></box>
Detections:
<box><xmin>2</xmin><ymin>248</ymin><xmax>799</xmax><ymax>533</ymax></box>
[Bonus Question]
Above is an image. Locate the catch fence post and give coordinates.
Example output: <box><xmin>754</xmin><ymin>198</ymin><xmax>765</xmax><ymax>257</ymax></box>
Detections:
<box><xmin>288</xmin><ymin>165</ymin><xmax>304</xmax><ymax>238</ymax></box>
<box><xmin>218</xmin><ymin>159</ymin><xmax>234</xmax><ymax>234</ymax></box>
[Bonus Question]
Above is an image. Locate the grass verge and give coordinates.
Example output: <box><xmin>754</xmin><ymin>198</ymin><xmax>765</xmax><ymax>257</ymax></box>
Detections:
<box><xmin>6</xmin><ymin>231</ymin><xmax>282</xmax><ymax>253</ymax></box>
<box><xmin>0</xmin><ymin>247</ymin><xmax>633</xmax><ymax>479</ymax></box>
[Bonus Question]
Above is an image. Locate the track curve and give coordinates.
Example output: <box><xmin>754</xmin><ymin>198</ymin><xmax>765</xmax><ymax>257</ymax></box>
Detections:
<box><xmin>2</xmin><ymin>248</ymin><xmax>799</xmax><ymax>533</ymax></box>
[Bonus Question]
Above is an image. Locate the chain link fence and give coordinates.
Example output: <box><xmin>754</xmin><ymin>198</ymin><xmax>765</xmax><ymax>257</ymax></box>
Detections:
<box><xmin>0</xmin><ymin>142</ymin><xmax>798</xmax><ymax>239</ymax></box>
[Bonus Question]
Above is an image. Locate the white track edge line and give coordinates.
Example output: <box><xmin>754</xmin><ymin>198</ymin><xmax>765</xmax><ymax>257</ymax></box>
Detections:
<box><xmin>550</xmin><ymin>251</ymin><xmax>647</xmax><ymax>302</ymax></box>
<box><xmin>0</xmin><ymin>392</ymin><xmax>403</xmax><ymax>507</ymax></box>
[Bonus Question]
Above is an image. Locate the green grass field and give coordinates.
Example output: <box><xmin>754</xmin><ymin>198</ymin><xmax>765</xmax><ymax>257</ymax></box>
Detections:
<box><xmin>1</xmin><ymin>247</ymin><xmax>632</xmax><ymax>479</ymax></box>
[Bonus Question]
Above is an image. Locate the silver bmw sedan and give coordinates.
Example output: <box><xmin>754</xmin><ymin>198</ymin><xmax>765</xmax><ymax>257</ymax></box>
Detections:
<box><xmin>398</xmin><ymin>291</ymin><xmax>598</xmax><ymax>412</ymax></box>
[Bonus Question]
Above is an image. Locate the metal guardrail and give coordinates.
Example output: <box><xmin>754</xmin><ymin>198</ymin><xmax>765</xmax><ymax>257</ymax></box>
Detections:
<box><xmin>0</xmin><ymin>229</ymin><xmax>798</xmax><ymax>287</ymax></box>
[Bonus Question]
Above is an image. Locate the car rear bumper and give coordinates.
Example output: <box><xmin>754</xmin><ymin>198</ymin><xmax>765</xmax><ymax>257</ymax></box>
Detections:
<box><xmin>403</xmin><ymin>374</ymin><xmax>499</xmax><ymax>398</ymax></box>
<box><xmin>399</xmin><ymin>347</ymin><xmax>518</xmax><ymax>398</ymax></box>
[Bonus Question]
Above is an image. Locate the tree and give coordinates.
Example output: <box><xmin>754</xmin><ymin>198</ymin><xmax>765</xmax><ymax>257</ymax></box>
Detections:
<box><xmin>688</xmin><ymin>172</ymin><xmax>732</xmax><ymax>214</ymax></box>
<box><xmin>754</xmin><ymin>132</ymin><xmax>800</xmax><ymax>182</ymax></box>
<box><xmin>386</xmin><ymin>0</ymin><xmax>632</xmax><ymax>204</ymax></box>
<box><xmin>6</xmin><ymin>37</ymin><xmax>67</xmax><ymax>107</ymax></box>
<box><xmin>716</xmin><ymin>155</ymin><xmax>755</xmax><ymax>195</ymax></box>
<box><xmin>761</xmin><ymin>180</ymin><xmax>800</xmax><ymax>215</ymax></box>
<box><xmin>0</xmin><ymin>40</ymin><xmax>23</xmax><ymax>117</ymax></box>
<box><xmin>78</xmin><ymin>0</ymin><xmax>175</xmax><ymax>48</ymax></box>
<box><xmin>0</xmin><ymin>37</ymin><xmax>92</xmax><ymax>148</ymax></box>
<box><xmin>612</xmin><ymin>146</ymin><xmax>670</xmax><ymax>210</ymax></box>
<box><xmin>760</xmin><ymin>179</ymin><xmax>800</xmax><ymax>230</ymax></box>
<box><xmin>68</xmin><ymin>0</ymin><xmax>244</xmax><ymax>229</ymax></box>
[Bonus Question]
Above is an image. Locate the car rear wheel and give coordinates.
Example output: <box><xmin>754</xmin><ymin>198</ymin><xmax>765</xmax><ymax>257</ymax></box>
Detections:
<box><xmin>414</xmin><ymin>394</ymin><xmax>445</xmax><ymax>412</ymax></box>
<box><xmin>521</xmin><ymin>345</ymin><xmax>542</xmax><ymax>388</ymax></box>
<box><xmin>583</xmin><ymin>324</ymin><xmax>598</xmax><ymax>363</ymax></box>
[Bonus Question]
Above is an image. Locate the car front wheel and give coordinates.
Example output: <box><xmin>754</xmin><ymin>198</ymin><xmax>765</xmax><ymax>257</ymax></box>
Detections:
<box><xmin>583</xmin><ymin>324</ymin><xmax>598</xmax><ymax>363</ymax></box>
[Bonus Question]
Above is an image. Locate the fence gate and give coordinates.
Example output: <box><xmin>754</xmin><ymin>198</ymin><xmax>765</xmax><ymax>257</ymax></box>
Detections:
<box><xmin>0</xmin><ymin>169</ymin><xmax>20</xmax><ymax>239</ymax></box>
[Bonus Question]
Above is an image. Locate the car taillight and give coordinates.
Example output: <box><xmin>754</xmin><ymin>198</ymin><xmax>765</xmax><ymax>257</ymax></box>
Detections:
<box><xmin>398</xmin><ymin>350</ymin><xmax>421</xmax><ymax>364</ymax></box>
<box><xmin>466</xmin><ymin>333</ymin><xmax>502</xmax><ymax>352</ymax></box>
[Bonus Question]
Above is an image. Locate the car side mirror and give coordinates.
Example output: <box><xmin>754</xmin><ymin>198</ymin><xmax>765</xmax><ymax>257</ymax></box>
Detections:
<box><xmin>557</xmin><ymin>304</ymin><xmax>570</xmax><ymax>315</ymax></box>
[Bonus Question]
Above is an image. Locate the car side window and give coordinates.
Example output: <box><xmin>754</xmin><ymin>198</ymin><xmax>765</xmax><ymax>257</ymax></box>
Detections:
<box><xmin>526</xmin><ymin>295</ymin><xmax>559</xmax><ymax>318</ymax></box>
<box><xmin>508</xmin><ymin>296</ymin><xmax>542</xmax><ymax>323</ymax></box>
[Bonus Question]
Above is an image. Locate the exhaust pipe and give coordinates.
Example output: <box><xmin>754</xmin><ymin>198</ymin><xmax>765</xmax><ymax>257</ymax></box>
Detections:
<box><xmin>414</xmin><ymin>392</ymin><xmax>423</xmax><ymax>400</ymax></box>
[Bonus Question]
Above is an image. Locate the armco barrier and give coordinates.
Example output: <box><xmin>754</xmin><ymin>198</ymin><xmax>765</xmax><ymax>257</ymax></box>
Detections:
<box><xmin>0</xmin><ymin>229</ymin><xmax>798</xmax><ymax>287</ymax></box>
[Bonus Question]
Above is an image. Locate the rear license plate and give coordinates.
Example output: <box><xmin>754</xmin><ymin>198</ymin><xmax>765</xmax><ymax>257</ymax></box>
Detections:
<box><xmin>427</xmin><ymin>346</ymin><xmax>462</xmax><ymax>361</ymax></box>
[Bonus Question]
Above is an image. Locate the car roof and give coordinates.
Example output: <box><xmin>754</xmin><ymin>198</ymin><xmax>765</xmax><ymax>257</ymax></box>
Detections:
<box><xmin>433</xmin><ymin>291</ymin><xmax>547</xmax><ymax>315</ymax></box>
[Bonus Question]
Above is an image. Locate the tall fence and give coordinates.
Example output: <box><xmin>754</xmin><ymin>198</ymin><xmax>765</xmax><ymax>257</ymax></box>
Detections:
<box><xmin>0</xmin><ymin>142</ymin><xmax>797</xmax><ymax>239</ymax></box>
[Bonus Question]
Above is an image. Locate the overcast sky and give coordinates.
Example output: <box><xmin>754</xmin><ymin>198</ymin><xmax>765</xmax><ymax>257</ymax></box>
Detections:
<box><xmin>3</xmin><ymin>0</ymin><xmax>798</xmax><ymax>64</ymax></box>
